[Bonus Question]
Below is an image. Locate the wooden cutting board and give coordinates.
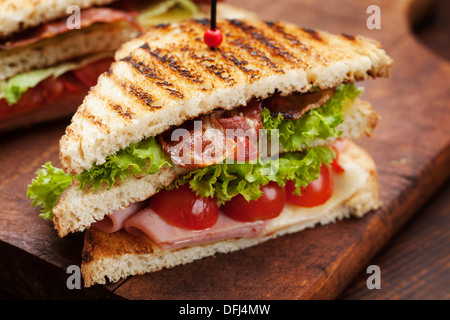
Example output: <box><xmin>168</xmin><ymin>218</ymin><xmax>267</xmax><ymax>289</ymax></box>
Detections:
<box><xmin>0</xmin><ymin>0</ymin><xmax>449</xmax><ymax>299</ymax></box>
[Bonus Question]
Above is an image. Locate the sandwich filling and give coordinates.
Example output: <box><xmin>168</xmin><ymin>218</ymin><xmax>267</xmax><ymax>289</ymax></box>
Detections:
<box><xmin>90</xmin><ymin>139</ymin><xmax>365</xmax><ymax>251</ymax></box>
<box><xmin>28</xmin><ymin>83</ymin><xmax>364</xmax><ymax>247</ymax></box>
<box><xmin>0</xmin><ymin>0</ymin><xmax>199</xmax><ymax>121</ymax></box>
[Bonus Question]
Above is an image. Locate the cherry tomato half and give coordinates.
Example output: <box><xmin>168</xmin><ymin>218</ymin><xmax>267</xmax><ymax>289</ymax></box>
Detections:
<box><xmin>72</xmin><ymin>57</ymin><xmax>114</xmax><ymax>87</ymax></box>
<box><xmin>330</xmin><ymin>145</ymin><xmax>345</xmax><ymax>174</ymax></box>
<box><xmin>148</xmin><ymin>184</ymin><xmax>219</xmax><ymax>230</ymax></box>
<box><xmin>221</xmin><ymin>182</ymin><xmax>286</xmax><ymax>222</ymax></box>
<box><xmin>286</xmin><ymin>164</ymin><xmax>334</xmax><ymax>207</ymax></box>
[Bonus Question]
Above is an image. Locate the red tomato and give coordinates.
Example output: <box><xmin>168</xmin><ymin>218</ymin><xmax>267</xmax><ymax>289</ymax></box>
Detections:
<box><xmin>72</xmin><ymin>57</ymin><xmax>114</xmax><ymax>87</ymax></box>
<box><xmin>39</xmin><ymin>76</ymin><xmax>65</xmax><ymax>101</ymax></box>
<box><xmin>59</xmin><ymin>73</ymin><xmax>85</xmax><ymax>93</ymax></box>
<box><xmin>330</xmin><ymin>146</ymin><xmax>345</xmax><ymax>174</ymax></box>
<box><xmin>286</xmin><ymin>164</ymin><xmax>334</xmax><ymax>207</ymax></box>
<box><xmin>148</xmin><ymin>184</ymin><xmax>219</xmax><ymax>230</ymax></box>
<box><xmin>221</xmin><ymin>182</ymin><xmax>286</xmax><ymax>222</ymax></box>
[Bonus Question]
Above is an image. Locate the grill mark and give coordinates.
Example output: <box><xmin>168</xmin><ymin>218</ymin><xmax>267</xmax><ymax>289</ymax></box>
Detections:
<box><xmin>230</xmin><ymin>38</ymin><xmax>282</xmax><ymax>73</ymax></box>
<box><xmin>265</xmin><ymin>21</ymin><xmax>310</xmax><ymax>51</ymax></box>
<box><xmin>78</xmin><ymin>108</ymin><xmax>108</xmax><ymax>131</ymax></box>
<box><xmin>127</xmin><ymin>84</ymin><xmax>154</xmax><ymax>107</ymax></box>
<box><xmin>154</xmin><ymin>23</ymin><xmax>170</xmax><ymax>29</ymax></box>
<box><xmin>341</xmin><ymin>33</ymin><xmax>356</xmax><ymax>41</ymax></box>
<box><xmin>120</xmin><ymin>54</ymin><xmax>184</xmax><ymax>99</ymax></box>
<box><xmin>194</xmin><ymin>18</ymin><xmax>209</xmax><ymax>26</ymax></box>
<box><xmin>228</xmin><ymin>19</ymin><xmax>297</xmax><ymax>64</ymax></box>
<box><xmin>140</xmin><ymin>43</ymin><xmax>204</xmax><ymax>84</ymax></box>
<box><xmin>219</xmin><ymin>51</ymin><xmax>260</xmax><ymax>80</ymax></box>
<box><xmin>188</xmin><ymin>51</ymin><xmax>236</xmax><ymax>84</ymax></box>
<box><xmin>104</xmin><ymin>69</ymin><xmax>157</xmax><ymax>109</ymax></box>
<box><xmin>302</xmin><ymin>28</ymin><xmax>323</xmax><ymax>41</ymax></box>
<box><xmin>89</xmin><ymin>87</ymin><xmax>135</xmax><ymax>123</ymax></box>
<box><xmin>111</xmin><ymin>104</ymin><xmax>133</xmax><ymax>120</ymax></box>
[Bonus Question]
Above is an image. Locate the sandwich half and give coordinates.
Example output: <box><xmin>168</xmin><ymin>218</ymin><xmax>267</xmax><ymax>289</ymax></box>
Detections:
<box><xmin>27</xmin><ymin>17</ymin><xmax>392</xmax><ymax>287</ymax></box>
<box><xmin>0</xmin><ymin>0</ymin><xmax>245</xmax><ymax>131</ymax></box>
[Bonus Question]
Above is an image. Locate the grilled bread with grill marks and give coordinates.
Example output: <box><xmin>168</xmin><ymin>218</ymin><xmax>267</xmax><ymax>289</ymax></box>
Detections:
<box><xmin>59</xmin><ymin>18</ymin><xmax>392</xmax><ymax>175</ymax></box>
<box><xmin>0</xmin><ymin>2</ymin><xmax>254</xmax><ymax>82</ymax></box>
<box><xmin>0</xmin><ymin>0</ymin><xmax>117</xmax><ymax>38</ymax></box>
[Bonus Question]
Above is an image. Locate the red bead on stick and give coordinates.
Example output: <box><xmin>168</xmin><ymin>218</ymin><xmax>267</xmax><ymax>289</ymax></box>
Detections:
<box><xmin>204</xmin><ymin>28</ymin><xmax>223</xmax><ymax>48</ymax></box>
<box><xmin>203</xmin><ymin>0</ymin><xmax>222</xmax><ymax>48</ymax></box>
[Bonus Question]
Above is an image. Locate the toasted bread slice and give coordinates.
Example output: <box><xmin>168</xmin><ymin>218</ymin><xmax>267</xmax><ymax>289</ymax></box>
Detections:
<box><xmin>81</xmin><ymin>140</ymin><xmax>380</xmax><ymax>287</ymax></box>
<box><xmin>0</xmin><ymin>2</ymin><xmax>249</xmax><ymax>81</ymax></box>
<box><xmin>59</xmin><ymin>18</ymin><xmax>392</xmax><ymax>174</ymax></box>
<box><xmin>0</xmin><ymin>0</ymin><xmax>117</xmax><ymax>38</ymax></box>
<box><xmin>0</xmin><ymin>22</ymin><xmax>138</xmax><ymax>82</ymax></box>
<box><xmin>53</xmin><ymin>98</ymin><xmax>379</xmax><ymax>237</ymax></box>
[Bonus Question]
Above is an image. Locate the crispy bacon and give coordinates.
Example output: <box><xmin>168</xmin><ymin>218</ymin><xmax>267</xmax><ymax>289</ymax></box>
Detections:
<box><xmin>216</xmin><ymin>99</ymin><xmax>263</xmax><ymax>133</ymax></box>
<box><xmin>159</xmin><ymin>89</ymin><xmax>337</xmax><ymax>168</ymax></box>
<box><xmin>263</xmin><ymin>89</ymin><xmax>335</xmax><ymax>120</ymax></box>
<box><xmin>0</xmin><ymin>6</ymin><xmax>141</xmax><ymax>50</ymax></box>
<box><xmin>159</xmin><ymin>115</ymin><xmax>237</xmax><ymax>169</ymax></box>
<box><xmin>159</xmin><ymin>101</ymin><xmax>263</xmax><ymax>168</ymax></box>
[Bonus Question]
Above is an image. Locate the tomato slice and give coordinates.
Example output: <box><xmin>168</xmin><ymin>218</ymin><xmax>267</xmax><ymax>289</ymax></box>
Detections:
<box><xmin>330</xmin><ymin>145</ymin><xmax>345</xmax><ymax>174</ymax></box>
<box><xmin>285</xmin><ymin>164</ymin><xmax>334</xmax><ymax>207</ymax></box>
<box><xmin>72</xmin><ymin>57</ymin><xmax>114</xmax><ymax>87</ymax></box>
<box><xmin>59</xmin><ymin>73</ymin><xmax>85</xmax><ymax>93</ymax></box>
<box><xmin>148</xmin><ymin>184</ymin><xmax>219</xmax><ymax>230</ymax></box>
<box><xmin>221</xmin><ymin>182</ymin><xmax>286</xmax><ymax>222</ymax></box>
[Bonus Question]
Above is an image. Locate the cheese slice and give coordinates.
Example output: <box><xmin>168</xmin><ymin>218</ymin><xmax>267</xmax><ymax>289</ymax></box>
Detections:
<box><xmin>265</xmin><ymin>151</ymin><xmax>369</xmax><ymax>234</ymax></box>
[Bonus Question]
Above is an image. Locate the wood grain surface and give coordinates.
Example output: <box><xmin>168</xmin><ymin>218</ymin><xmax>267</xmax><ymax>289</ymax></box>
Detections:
<box><xmin>0</xmin><ymin>0</ymin><xmax>449</xmax><ymax>300</ymax></box>
<box><xmin>339</xmin><ymin>180</ymin><xmax>450</xmax><ymax>300</ymax></box>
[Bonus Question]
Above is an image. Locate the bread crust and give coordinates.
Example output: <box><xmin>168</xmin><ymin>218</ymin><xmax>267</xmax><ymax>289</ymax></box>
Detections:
<box><xmin>0</xmin><ymin>0</ymin><xmax>117</xmax><ymax>38</ymax></box>
<box><xmin>81</xmin><ymin>141</ymin><xmax>380</xmax><ymax>287</ymax></box>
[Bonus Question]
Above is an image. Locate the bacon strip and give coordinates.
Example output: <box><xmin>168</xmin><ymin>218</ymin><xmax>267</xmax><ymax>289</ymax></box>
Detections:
<box><xmin>159</xmin><ymin>101</ymin><xmax>262</xmax><ymax>168</ymax></box>
<box><xmin>0</xmin><ymin>7</ymin><xmax>141</xmax><ymax>50</ymax></box>
<box><xmin>263</xmin><ymin>89</ymin><xmax>335</xmax><ymax>120</ymax></box>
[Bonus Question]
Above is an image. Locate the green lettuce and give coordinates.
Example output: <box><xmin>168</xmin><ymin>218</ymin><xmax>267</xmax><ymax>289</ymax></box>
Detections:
<box><xmin>77</xmin><ymin>136</ymin><xmax>172</xmax><ymax>190</ymax></box>
<box><xmin>167</xmin><ymin>146</ymin><xmax>336</xmax><ymax>205</ymax></box>
<box><xmin>262</xmin><ymin>83</ymin><xmax>362</xmax><ymax>151</ymax></box>
<box><xmin>1</xmin><ymin>52</ymin><xmax>113</xmax><ymax>105</ymax></box>
<box><xmin>136</xmin><ymin>0</ymin><xmax>198</xmax><ymax>27</ymax></box>
<box><xmin>27</xmin><ymin>163</ymin><xmax>74</xmax><ymax>220</ymax></box>
<box><xmin>27</xmin><ymin>136</ymin><xmax>171</xmax><ymax>219</ymax></box>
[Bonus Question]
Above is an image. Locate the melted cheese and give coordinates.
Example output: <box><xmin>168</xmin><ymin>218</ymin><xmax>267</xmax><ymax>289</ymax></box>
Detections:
<box><xmin>265</xmin><ymin>152</ymin><xmax>369</xmax><ymax>234</ymax></box>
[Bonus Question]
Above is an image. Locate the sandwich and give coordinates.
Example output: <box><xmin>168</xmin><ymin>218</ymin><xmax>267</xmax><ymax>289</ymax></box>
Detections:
<box><xmin>27</xmin><ymin>17</ymin><xmax>392</xmax><ymax>287</ymax></box>
<box><xmin>0</xmin><ymin>0</ymin><xmax>247</xmax><ymax>131</ymax></box>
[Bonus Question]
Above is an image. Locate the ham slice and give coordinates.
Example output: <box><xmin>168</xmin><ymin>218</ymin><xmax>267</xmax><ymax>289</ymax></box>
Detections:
<box><xmin>91</xmin><ymin>200</ymin><xmax>147</xmax><ymax>233</ymax></box>
<box><xmin>0</xmin><ymin>7</ymin><xmax>141</xmax><ymax>50</ymax></box>
<box><xmin>124</xmin><ymin>207</ymin><xmax>266</xmax><ymax>250</ymax></box>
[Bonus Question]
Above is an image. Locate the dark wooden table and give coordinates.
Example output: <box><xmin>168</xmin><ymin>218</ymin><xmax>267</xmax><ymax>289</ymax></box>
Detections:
<box><xmin>338</xmin><ymin>0</ymin><xmax>450</xmax><ymax>300</ymax></box>
<box><xmin>0</xmin><ymin>0</ymin><xmax>449</xmax><ymax>300</ymax></box>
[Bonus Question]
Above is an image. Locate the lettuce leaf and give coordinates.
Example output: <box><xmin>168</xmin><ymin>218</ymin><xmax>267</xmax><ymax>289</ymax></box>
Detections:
<box><xmin>1</xmin><ymin>52</ymin><xmax>113</xmax><ymax>105</ymax></box>
<box><xmin>77</xmin><ymin>136</ymin><xmax>172</xmax><ymax>190</ymax></box>
<box><xmin>27</xmin><ymin>137</ymin><xmax>171</xmax><ymax>219</ymax></box>
<box><xmin>27</xmin><ymin>162</ymin><xmax>74</xmax><ymax>220</ymax></box>
<box><xmin>167</xmin><ymin>146</ymin><xmax>335</xmax><ymax>205</ymax></box>
<box><xmin>136</xmin><ymin>0</ymin><xmax>198</xmax><ymax>27</ymax></box>
<box><xmin>262</xmin><ymin>83</ymin><xmax>362</xmax><ymax>151</ymax></box>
